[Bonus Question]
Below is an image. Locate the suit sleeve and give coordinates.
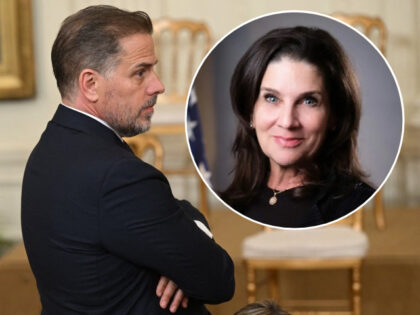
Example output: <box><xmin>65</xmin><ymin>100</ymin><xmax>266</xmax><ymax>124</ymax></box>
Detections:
<box><xmin>99</xmin><ymin>157</ymin><xmax>234</xmax><ymax>303</ymax></box>
<box><xmin>177</xmin><ymin>199</ymin><xmax>210</xmax><ymax>230</ymax></box>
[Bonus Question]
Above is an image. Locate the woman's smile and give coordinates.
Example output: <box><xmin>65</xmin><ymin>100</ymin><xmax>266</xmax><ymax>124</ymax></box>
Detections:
<box><xmin>273</xmin><ymin>136</ymin><xmax>304</xmax><ymax>148</ymax></box>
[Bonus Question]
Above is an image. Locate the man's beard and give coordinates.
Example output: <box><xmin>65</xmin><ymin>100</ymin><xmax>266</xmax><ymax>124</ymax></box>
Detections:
<box><xmin>104</xmin><ymin>95</ymin><xmax>157</xmax><ymax>138</ymax></box>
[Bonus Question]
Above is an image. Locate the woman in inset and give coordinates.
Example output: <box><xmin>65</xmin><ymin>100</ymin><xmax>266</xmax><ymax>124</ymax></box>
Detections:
<box><xmin>221</xmin><ymin>26</ymin><xmax>375</xmax><ymax>228</ymax></box>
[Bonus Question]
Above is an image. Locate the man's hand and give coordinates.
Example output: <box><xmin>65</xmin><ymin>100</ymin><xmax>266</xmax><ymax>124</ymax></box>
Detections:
<box><xmin>156</xmin><ymin>276</ymin><xmax>189</xmax><ymax>313</ymax></box>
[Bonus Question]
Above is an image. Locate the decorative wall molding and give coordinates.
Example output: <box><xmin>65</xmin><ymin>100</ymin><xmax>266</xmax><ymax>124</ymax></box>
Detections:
<box><xmin>0</xmin><ymin>147</ymin><xmax>30</xmax><ymax>241</ymax></box>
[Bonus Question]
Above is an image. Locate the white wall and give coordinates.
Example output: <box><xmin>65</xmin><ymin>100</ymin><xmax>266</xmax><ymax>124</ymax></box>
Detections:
<box><xmin>1</xmin><ymin>0</ymin><xmax>419</xmax><ymax>240</ymax></box>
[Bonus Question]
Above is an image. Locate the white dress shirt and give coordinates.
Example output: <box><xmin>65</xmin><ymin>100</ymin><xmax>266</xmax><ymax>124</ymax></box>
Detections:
<box><xmin>61</xmin><ymin>103</ymin><xmax>123</xmax><ymax>142</ymax></box>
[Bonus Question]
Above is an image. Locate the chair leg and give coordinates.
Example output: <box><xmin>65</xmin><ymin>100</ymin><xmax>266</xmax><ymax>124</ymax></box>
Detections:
<box><xmin>374</xmin><ymin>189</ymin><xmax>386</xmax><ymax>230</ymax></box>
<box><xmin>198</xmin><ymin>176</ymin><xmax>209</xmax><ymax>220</ymax></box>
<box><xmin>352</xmin><ymin>265</ymin><xmax>361</xmax><ymax>315</ymax></box>
<box><xmin>246</xmin><ymin>263</ymin><xmax>256</xmax><ymax>303</ymax></box>
<box><xmin>268</xmin><ymin>269</ymin><xmax>279</xmax><ymax>301</ymax></box>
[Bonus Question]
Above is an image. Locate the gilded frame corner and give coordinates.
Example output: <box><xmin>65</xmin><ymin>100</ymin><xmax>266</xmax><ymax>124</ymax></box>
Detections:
<box><xmin>0</xmin><ymin>0</ymin><xmax>35</xmax><ymax>99</ymax></box>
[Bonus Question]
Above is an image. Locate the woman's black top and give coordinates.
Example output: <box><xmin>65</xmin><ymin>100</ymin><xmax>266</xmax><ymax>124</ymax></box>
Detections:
<box><xmin>239</xmin><ymin>174</ymin><xmax>375</xmax><ymax>228</ymax></box>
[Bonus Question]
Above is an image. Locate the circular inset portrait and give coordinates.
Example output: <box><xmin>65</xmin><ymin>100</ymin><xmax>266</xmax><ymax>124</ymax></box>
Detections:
<box><xmin>186</xmin><ymin>11</ymin><xmax>403</xmax><ymax>229</ymax></box>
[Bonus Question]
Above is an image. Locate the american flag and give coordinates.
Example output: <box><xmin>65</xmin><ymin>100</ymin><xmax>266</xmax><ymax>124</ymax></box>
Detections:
<box><xmin>187</xmin><ymin>88</ymin><xmax>211</xmax><ymax>184</ymax></box>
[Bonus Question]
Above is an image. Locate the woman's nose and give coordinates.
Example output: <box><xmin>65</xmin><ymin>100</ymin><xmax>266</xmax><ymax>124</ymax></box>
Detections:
<box><xmin>277</xmin><ymin>103</ymin><xmax>298</xmax><ymax>129</ymax></box>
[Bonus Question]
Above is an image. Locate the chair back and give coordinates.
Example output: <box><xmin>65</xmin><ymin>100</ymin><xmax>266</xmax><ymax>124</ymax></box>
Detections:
<box><xmin>332</xmin><ymin>13</ymin><xmax>387</xmax><ymax>230</ymax></box>
<box><xmin>124</xmin><ymin>134</ymin><xmax>164</xmax><ymax>171</ymax></box>
<box><xmin>152</xmin><ymin>18</ymin><xmax>212</xmax><ymax>104</ymax></box>
<box><xmin>332</xmin><ymin>13</ymin><xmax>387</xmax><ymax>55</ymax></box>
<box><xmin>330</xmin><ymin>208</ymin><xmax>363</xmax><ymax>231</ymax></box>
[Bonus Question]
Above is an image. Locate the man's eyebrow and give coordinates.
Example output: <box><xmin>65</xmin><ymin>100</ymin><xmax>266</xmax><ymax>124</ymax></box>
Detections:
<box><xmin>132</xmin><ymin>60</ymin><xmax>159</xmax><ymax>69</ymax></box>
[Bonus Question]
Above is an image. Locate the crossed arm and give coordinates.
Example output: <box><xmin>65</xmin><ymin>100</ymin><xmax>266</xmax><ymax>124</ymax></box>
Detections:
<box><xmin>99</xmin><ymin>158</ymin><xmax>235</xmax><ymax>311</ymax></box>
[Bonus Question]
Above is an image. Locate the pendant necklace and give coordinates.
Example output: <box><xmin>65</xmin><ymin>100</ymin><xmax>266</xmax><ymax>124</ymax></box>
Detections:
<box><xmin>269</xmin><ymin>189</ymin><xmax>282</xmax><ymax>206</ymax></box>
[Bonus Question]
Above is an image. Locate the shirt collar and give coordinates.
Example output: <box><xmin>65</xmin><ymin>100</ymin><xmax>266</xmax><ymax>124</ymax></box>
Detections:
<box><xmin>61</xmin><ymin>103</ymin><xmax>123</xmax><ymax>142</ymax></box>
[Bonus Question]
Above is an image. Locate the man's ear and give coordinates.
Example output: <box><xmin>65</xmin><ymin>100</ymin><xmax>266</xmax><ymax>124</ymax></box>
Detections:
<box><xmin>78</xmin><ymin>69</ymin><xmax>101</xmax><ymax>102</ymax></box>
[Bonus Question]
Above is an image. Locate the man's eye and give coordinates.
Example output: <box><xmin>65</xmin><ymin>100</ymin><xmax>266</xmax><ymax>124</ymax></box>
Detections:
<box><xmin>137</xmin><ymin>71</ymin><xmax>145</xmax><ymax>77</ymax></box>
<box><xmin>264</xmin><ymin>94</ymin><xmax>278</xmax><ymax>103</ymax></box>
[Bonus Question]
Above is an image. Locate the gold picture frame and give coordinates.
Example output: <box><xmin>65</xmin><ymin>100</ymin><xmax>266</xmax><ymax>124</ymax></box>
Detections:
<box><xmin>0</xmin><ymin>0</ymin><xmax>34</xmax><ymax>99</ymax></box>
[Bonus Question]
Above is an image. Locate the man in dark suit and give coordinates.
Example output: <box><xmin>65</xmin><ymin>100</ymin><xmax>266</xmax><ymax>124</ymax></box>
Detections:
<box><xmin>21</xmin><ymin>5</ymin><xmax>234</xmax><ymax>314</ymax></box>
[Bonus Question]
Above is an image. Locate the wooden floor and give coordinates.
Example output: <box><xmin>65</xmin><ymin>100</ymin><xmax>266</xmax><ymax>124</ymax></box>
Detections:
<box><xmin>1</xmin><ymin>207</ymin><xmax>419</xmax><ymax>315</ymax></box>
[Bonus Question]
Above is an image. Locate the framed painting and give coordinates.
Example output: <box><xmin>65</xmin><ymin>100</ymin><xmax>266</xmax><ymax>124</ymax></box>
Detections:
<box><xmin>0</xmin><ymin>0</ymin><xmax>34</xmax><ymax>99</ymax></box>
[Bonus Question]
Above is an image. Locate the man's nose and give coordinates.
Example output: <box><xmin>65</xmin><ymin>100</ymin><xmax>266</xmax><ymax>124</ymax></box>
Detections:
<box><xmin>147</xmin><ymin>71</ymin><xmax>165</xmax><ymax>95</ymax></box>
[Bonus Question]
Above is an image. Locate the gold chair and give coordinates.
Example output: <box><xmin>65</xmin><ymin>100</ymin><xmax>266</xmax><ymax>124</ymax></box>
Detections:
<box><xmin>242</xmin><ymin>15</ymin><xmax>389</xmax><ymax>315</ymax></box>
<box><xmin>153</xmin><ymin>18</ymin><xmax>212</xmax><ymax>104</ymax></box>
<box><xmin>243</xmin><ymin>211</ymin><xmax>368</xmax><ymax>315</ymax></box>
<box><xmin>127</xmin><ymin>19</ymin><xmax>213</xmax><ymax>220</ymax></box>
<box><xmin>332</xmin><ymin>13</ymin><xmax>387</xmax><ymax>230</ymax></box>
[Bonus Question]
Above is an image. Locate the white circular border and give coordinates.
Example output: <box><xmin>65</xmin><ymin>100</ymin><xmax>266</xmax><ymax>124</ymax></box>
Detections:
<box><xmin>184</xmin><ymin>10</ymin><xmax>405</xmax><ymax>231</ymax></box>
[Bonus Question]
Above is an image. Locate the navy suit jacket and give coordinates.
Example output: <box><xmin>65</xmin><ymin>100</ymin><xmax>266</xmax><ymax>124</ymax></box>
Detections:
<box><xmin>21</xmin><ymin>105</ymin><xmax>234</xmax><ymax>314</ymax></box>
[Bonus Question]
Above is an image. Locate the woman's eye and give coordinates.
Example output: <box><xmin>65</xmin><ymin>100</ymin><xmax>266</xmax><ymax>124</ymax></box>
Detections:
<box><xmin>303</xmin><ymin>97</ymin><xmax>317</xmax><ymax>106</ymax></box>
<box><xmin>264</xmin><ymin>94</ymin><xmax>278</xmax><ymax>103</ymax></box>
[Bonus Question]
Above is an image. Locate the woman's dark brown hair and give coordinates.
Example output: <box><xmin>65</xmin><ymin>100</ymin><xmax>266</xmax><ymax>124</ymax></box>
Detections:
<box><xmin>221</xmin><ymin>26</ymin><xmax>366</xmax><ymax>209</ymax></box>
